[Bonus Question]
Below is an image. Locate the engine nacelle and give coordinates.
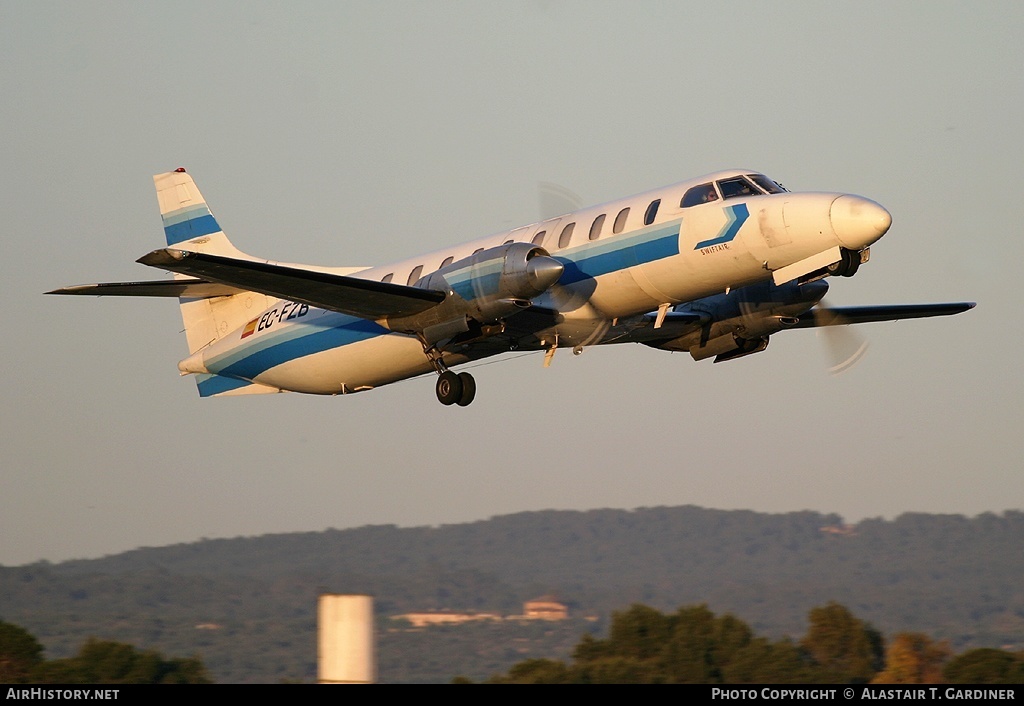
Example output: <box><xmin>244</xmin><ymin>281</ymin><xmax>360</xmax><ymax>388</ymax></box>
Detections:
<box><xmin>431</xmin><ymin>241</ymin><xmax>564</xmax><ymax>321</ymax></box>
<box><xmin>388</xmin><ymin>242</ymin><xmax>564</xmax><ymax>345</ymax></box>
<box><xmin>643</xmin><ymin>280</ymin><xmax>826</xmax><ymax>361</ymax></box>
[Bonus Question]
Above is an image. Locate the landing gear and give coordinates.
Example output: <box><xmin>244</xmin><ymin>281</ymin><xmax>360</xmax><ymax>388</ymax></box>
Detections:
<box><xmin>435</xmin><ymin>370</ymin><xmax>477</xmax><ymax>406</ymax></box>
<box><xmin>421</xmin><ymin>338</ymin><xmax>478</xmax><ymax>407</ymax></box>
<box><xmin>436</xmin><ymin>371</ymin><xmax>461</xmax><ymax>405</ymax></box>
<box><xmin>456</xmin><ymin>372</ymin><xmax>476</xmax><ymax>407</ymax></box>
<box><xmin>827</xmin><ymin>248</ymin><xmax>861</xmax><ymax>278</ymax></box>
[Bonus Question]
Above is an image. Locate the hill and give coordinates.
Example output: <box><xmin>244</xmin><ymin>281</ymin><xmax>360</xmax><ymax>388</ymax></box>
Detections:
<box><xmin>1</xmin><ymin>506</ymin><xmax>1021</xmax><ymax>682</ymax></box>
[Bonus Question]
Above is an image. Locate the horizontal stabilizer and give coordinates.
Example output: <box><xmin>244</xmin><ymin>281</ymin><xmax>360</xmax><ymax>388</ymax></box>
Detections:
<box><xmin>792</xmin><ymin>302</ymin><xmax>976</xmax><ymax>328</ymax></box>
<box><xmin>138</xmin><ymin>248</ymin><xmax>445</xmax><ymax>320</ymax></box>
<box><xmin>195</xmin><ymin>373</ymin><xmax>281</xmax><ymax>397</ymax></box>
<box><xmin>47</xmin><ymin>279</ymin><xmax>246</xmax><ymax>299</ymax></box>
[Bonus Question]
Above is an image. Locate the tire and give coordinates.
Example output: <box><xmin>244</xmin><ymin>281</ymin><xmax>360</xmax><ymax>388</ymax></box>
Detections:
<box><xmin>841</xmin><ymin>249</ymin><xmax>861</xmax><ymax>277</ymax></box>
<box><xmin>456</xmin><ymin>372</ymin><xmax>476</xmax><ymax>407</ymax></box>
<box><xmin>435</xmin><ymin>371</ymin><xmax>462</xmax><ymax>406</ymax></box>
<box><xmin>827</xmin><ymin>248</ymin><xmax>861</xmax><ymax>277</ymax></box>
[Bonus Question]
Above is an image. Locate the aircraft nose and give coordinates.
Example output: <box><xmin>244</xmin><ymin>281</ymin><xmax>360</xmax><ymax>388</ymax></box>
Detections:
<box><xmin>829</xmin><ymin>195</ymin><xmax>892</xmax><ymax>250</ymax></box>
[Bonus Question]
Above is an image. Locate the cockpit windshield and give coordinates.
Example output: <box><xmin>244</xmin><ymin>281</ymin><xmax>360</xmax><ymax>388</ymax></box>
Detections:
<box><xmin>717</xmin><ymin>176</ymin><xmax>758</xmax><ymax>200</ymax></box>
<box><xmin>747</xmin><ymin>173</ymin><xmax>787</xmax><ymax>194</ymax></box>
<box><xmin>681</xmin><ymin>173</ymin><xmax>788</xmax><ymax>208</ymax></box>
<box><xmin>680</xmin><ymin>182</ymin><xmax>719</xmax><ymax>208</ymax></box>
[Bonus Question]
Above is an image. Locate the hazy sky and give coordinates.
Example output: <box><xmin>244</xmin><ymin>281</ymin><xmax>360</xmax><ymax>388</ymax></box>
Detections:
<box><xmin>2</xmin><ymin>2</ymin><xmax>1020</xmax><ymax>567</ymax></box>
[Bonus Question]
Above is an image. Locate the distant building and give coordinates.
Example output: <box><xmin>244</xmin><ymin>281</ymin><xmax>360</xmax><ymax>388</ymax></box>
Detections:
<box><xmin>393</xmin><ymin>611</ymin><xmax>501</xmax><ymax>628</ymax></box>
<box><xmin>820</xmin><ymin>524</ymin><xmax>857</xmax><ymax>536</ymax></box>
<box><xmin>522</xmin><ymin>596</ymin><xmax>568</xmax><ymax>620</ymax></box>
<box><xmin>392</xmin><ymin>596</ymin><xmax>569</xmax><ymax>628</ymax></box>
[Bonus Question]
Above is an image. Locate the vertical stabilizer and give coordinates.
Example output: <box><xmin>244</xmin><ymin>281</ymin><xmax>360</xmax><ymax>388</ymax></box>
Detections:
<box><xmin>154</xmin><ymin>168</ymin><xmax>249</xmax><ymax>257</ymax></box>
<box><xmin>154</xmin><ymin>169</ymin><xmax>279</xmax><ymax>396</ymax></box>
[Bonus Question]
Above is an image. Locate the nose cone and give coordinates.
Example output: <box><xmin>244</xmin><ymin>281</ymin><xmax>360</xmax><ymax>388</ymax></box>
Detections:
<box><xmin>830</xmin><ymin>195</ymin><xmax>892</xmax><ymax>250</ymax></box>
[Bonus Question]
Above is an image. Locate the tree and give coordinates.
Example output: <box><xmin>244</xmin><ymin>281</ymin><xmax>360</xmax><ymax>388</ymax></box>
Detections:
<box><xmin>488</xmin><ymin>658</ymin><xmax>572</xmax><ymax>684</ymax></box>
<box><xmin>32</xmin><ymin>638</ymin><xmax>212</xmax><ymax>684</ymax></box>
<box><xmin>0</xmin><ymin>620</ymin><xmax>44</xmax><ymax>683</ymax></box>
<box><xmin>493</xmin><ymin>603</ymin><xmax>769</xmax><ymax>683</ymax></box>
<box><xmin>606</xmin><ymin>604</ymin><xmax>674</xmax><ymax>661</ymax></box>
<box><xmin>723</xmin><ymin>638</ymin><xmax>815</xmax><ymax>684</ymax></box>
<box><xmin>659</xmin><ymin>604</ymin><xmax>736</xmax><ymax>683</ymax></box>
<box><xmin>943</xmin><ymin>648</ymin><xmax>1024</xmax><ymax>684</ymax></box>
<box><xmin>801</xmin><ymin>602</ymin><xmax>884</xmax><ymax>683</ymax></box>
<box><xmin>872</xmin><ymin>633</ymin><xmax>950</xmax><ymax>684</ymax></box>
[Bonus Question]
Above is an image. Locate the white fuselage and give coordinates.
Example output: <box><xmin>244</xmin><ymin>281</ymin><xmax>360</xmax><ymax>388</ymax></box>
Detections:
<box><xmin>187</xmin><ymin>170</ymin><xmax>891</xmax><ymax>395</ymax></box>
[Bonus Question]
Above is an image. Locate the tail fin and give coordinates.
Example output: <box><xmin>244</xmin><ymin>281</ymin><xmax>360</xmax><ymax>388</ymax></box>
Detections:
<box><xmin>155</xmin><ymin>168</ymin><xmax>248</xmax><ymax>256</ymax></box>
<box><xmin>154</xmin><ymin>169</ymin><xmax>279</xmax><ymax>396</ymax></box>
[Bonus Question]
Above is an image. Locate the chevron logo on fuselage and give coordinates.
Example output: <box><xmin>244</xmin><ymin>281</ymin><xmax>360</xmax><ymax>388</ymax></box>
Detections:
<box><xmin>694</xmin><ymin>203</ymin><xmax>749</xmax><ymax>250</ymax></box>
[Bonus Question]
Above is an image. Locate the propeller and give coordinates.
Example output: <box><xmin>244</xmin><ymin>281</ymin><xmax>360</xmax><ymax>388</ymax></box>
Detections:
<box><xmin>734</xmin><ymin>280</ymin><xmax>870</xmax><ymax>375</ymax></box>
<box><xmin>538</xmin><ymin>182</ymin><xmax>583</xmax><ymax>221</ymax></box>
<box><xmin>809</xmin><ymin>299</ymin><xmax>871</xmax><ymax>375</ymax></box>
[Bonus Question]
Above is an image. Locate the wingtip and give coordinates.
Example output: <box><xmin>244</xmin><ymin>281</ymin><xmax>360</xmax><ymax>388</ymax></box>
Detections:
<box><xmin>46</xmin><ymin>285</ymin><xmax>91</xmax><ymax>295</ymax></box>
<box><xmin>137</xmin><ymin>248</ymin><xmax>187</xmax><ymax>268</ymax></box>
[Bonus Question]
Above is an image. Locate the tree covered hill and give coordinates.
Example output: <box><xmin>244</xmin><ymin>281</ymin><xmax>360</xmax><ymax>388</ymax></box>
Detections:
<box><xmin>1</xmin><ymin>506</ymin><xmax>1021</xmax><ymax>682</ymax></box>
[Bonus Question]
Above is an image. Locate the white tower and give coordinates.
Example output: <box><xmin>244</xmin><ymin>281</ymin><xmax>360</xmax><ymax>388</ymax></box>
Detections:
<box><xmin>318</xmin><ymin>594</ymin><xmax>375</xmax><ymax>684</ymax></box>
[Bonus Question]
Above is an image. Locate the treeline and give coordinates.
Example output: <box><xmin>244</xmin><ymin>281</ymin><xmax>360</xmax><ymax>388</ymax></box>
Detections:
<box><xmin>0</xmin><ymin>620</ymin><xmax>211</xmax><ymax>684</ymax></box>
<box><xmin>482</xmin><ymin>603</ymin><xmax>1024</xmax><ymax>684</ymax></box>
<box><xmin>2</xmin><ymin>507</ymin><xmax>1021</xmax><ymax>681</ymax></box>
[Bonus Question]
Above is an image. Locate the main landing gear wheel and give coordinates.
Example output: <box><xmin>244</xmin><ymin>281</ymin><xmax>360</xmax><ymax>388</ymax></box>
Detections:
<box><xmin>435</xmin><ymin>370</ymin><xmax>477</xmax><ymax>406</ymax></box>
<box><xmin>456</xmin><ymin>372</ymin><xmax>476</xmax><ymax>407</ymax></box>
<box><xmin>436</xmin><ymin>371</ymin><xmax>462</xmax><ymax>405</ymax></box>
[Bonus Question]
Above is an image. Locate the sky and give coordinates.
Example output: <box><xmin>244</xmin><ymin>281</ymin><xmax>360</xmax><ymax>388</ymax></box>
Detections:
<box><xmin>2</xmin><ymin>1</ymin><xmax>1021</xmax><ymax>567</ymax></box>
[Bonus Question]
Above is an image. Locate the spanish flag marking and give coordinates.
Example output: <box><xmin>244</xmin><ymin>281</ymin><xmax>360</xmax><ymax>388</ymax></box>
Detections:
<box><xmin>240</xmin><ymin>318</ymin><xmax>258</xmax><ymax>339</ymax></box>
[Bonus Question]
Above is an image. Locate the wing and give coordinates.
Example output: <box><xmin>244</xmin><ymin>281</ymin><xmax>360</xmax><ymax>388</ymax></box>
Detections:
<box><xmin>791</xmin><ymin>302</ymin><xmax>976</xmax><ymax>328</ymax></box>
<box><xmin>47</xmin><ymin>278</ymin><xmax>246</xmax><ymax>298</ymax></box>
<box><xmin>136</xmin><ymin>248</ymin><xmax>445</xmax><ymax>320</ymax></box>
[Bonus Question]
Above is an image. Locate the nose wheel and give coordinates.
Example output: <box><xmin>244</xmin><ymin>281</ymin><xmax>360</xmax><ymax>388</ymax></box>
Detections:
<box><xmin>826</xmin><ymin>248</ymin><xmax>861</xmax><ymax>278</ymax></box>
<box><xmin>436</xmin><ymin>370</ymin><xmax>476</xmax><ymax>406</ymax></box>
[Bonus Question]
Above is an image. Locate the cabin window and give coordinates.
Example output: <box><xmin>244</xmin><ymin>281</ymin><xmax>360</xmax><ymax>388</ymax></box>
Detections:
<box><xmin>718</xmin><ymin>176</ymin><xmax>758</xmax><ymax>200</ymax></box>
<box><xmin>613</xmin><ymin>208</ymin><xmax>630</xmax><ymax>234</ymax></box>
<box><xmin>589</xmin><ymin>214</ymin><xmax>606</xmax><ymax>241</ymax></box>
<box><xmin>644</xmin><ymin>199</ymin><xmax>660</xmax><ymax>225</ymax></box>
<box><xmin>407</xmin><ymin>265</ymin><xmax>423</xmax><ymax>285</ymax></box>
<box><xmin>381</xmin><ymin>273</ymin><xmax>393</xmax><ymax>283</ymax></box>
<box><xmin>558</xmin><ymin>222</ymin><xmax>575</xmax><ymax>249</ymax></box>
<box><xmin>531</xmin><ymin>230</ymin><xmax>546</xmax><ymax>246</ymax></box>
<box><xmin>440</xmin><ymin>256</ymin><xmax>454</xmax><ymax>268</ymax></box>
<box><xmin>681</xmin><ymin>182</ymin><xmax>719</xmax><ymax>208</ymax></box>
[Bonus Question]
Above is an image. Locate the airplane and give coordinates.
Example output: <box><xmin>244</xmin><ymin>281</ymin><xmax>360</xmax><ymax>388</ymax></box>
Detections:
<box><xmin>49</xmin><ymin>168</ymin><xmax>974</xmax><ymax>406</ymax></box>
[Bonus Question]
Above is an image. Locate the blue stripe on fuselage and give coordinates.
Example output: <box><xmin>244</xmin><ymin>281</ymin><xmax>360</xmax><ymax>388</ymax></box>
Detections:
<box><xmin>556</xmin><ymin>224</ymin><xmax>680</xmax><ymax>285</ymax></box>
<box><xmin>207</xmin><ymin>316</ymin><xmax>389</xmax><ymax>382</ymax></box>
<box><xmin>443</xmin><ymin>222</ymin><xmax>682</xmax><ymax>297</ymax></box>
